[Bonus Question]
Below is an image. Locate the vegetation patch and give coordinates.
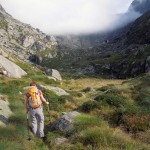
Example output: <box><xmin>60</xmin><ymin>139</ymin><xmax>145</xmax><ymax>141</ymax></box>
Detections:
<box><xmin>79</xmin><ymin>100</ymin><xmax>101</xmax><ymax>113</ymax></box>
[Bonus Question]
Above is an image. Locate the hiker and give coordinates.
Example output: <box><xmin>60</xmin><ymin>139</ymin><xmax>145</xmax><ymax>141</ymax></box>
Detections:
<box><xmin>24</xmin><ymin>81</ymin><xmax>49</xmax><ymax>141</ymax></box>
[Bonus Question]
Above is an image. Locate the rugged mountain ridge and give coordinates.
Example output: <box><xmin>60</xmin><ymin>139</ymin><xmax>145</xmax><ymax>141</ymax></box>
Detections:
<box><xmin>0</xmin><ymin>4</ymin><xmax>58</xmax><ymax>64</ymax></box>
<box><xmin>47</xmin><ymin>10</ymin><xmax>150</xmax><ymax>79</ymax></box>
<box><xmin>89</xmin><ymin>10</ymin><xmax>150</xmax><ymax>78</ymax></box>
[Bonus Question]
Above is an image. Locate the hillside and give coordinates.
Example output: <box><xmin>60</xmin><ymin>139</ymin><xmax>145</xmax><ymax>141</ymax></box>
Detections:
<box><xmin>0</xmin><ymin>55</ymin><xmax>150</xmax><ymax>149</ymax></box>
<box><xmin>129</xmin><ymin>0</ymin><xmax>150</xmax><ymax>14</ymax></box>
<box><xmin>126</xmin><ymin>11</ymin><xmax>150</xmax><ymax>44</ymax></box>
<box><xmin>0</xmin><ymin>4</ymin><xmax>57</xmax><ymax>64</ymax></box>
<box><xmin>0</xmin><ymin>1</ymin><xmax>150</xmax><ymax>149</ymax></box>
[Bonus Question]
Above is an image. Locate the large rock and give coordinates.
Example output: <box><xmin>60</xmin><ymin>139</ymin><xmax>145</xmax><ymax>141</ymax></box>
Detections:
<box><xmin>22</xmin><ymin>35</ymin><xmax>34</xmax><ymax>47</ymax></box>
<box><xmin>0</xmin><ymin>96</ymin><xmax>13</xmax><ymax>126</ymax></box>
<box><xmin>24</xmin><ymin>84</ymin><xmax>69</xmax><ymax>96</ymax></box>
<box><xmin>39</xmin><ymin>85</ymin><xmax>69</xmax><ymax>96</ymax></box>
<box><xmin>50</xmin><ymin>111</ymin><xmax>80</xmax><ymax>135</ymax></box>
<box><xmin>0</xmin><ymin>55</ymin><xmax>27</xmax><ymax>78</ymax></box>
<box><xmin>45</xmin><ymin>69</ymin><xmax>62</xmax><ymax>80</ymax></box>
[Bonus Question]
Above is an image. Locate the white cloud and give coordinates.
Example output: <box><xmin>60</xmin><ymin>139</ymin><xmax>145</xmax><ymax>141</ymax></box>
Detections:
<box><xmin>0</xmin><ymin>0</ymin><xmax>133</xmax><ymax>35</ymax></box>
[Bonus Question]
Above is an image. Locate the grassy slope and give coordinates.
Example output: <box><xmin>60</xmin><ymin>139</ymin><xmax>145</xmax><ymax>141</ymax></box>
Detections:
<box><xmin>0</xmin><ymin>57</ymin><xmax>149</xmax><ymax>150</ymax></box>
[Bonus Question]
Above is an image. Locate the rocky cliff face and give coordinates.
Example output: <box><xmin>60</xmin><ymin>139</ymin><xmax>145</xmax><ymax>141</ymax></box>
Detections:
<box><xmin>0</xmin><ymin>4</ymin><xmax>58</xmax><ymax>63</ymax></box>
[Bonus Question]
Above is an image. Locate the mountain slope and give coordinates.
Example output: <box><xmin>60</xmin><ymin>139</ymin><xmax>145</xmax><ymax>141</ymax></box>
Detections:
<box><xmin>126</xmin><ymin>11</ymin><xmax>150</xmax><ymax>44</ymax></box>
<box><xmin>46</xmin><ymin>10</ymin><xmax>150</xmax><ymax>79</ymax></box>
<box><xmin>129</xmin><ymin>0</ymin><xmax>150</xmax><ymax>14</ymax></box>
<box><xmin>0</xmin><ymin>4</ymin><xmax>57</xmax><ymax>64</ymax></box>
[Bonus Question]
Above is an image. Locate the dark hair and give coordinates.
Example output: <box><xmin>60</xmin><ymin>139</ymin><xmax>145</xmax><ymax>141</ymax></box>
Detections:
<box><xmin>30</xmin><ymin>81</ymin><xmax>37</xmax><ymax>86</ymax></box>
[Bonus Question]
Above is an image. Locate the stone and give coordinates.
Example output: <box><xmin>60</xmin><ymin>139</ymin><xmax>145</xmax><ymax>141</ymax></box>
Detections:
<box><xmin>55</xmin><ymin>137</ymin><xmax>68</xmax><ymax>145</ymax></box>
<box><xmin>45</xmin><ymin>69</ymin><xmax>62</xmax><ymax>81</ymax></box>
<box><xmin>50</xmin><ymin>111</ymin><xmax>80</xmax><ymax>134</ymax></box>
<box><xmin>0</xmin><ymin>55</ymin><xmax>27</xmax><ymax>78</ymax></box>
<box><xmin>22</xmin><ymin>36</ymin><xmax>34</xmax><ymax>47</ymax></box>
<box><xmin>0</xmin><ymin>96</ymin><xmax>13</xmax><ymax>126</ymax></box>
<box><xmin>39</xmin><ymin>85</ymin><xmax>69</xmax><ymax>96</ymax></box>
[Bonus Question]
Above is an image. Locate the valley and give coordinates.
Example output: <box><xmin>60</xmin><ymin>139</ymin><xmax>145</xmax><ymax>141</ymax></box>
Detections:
<box><xmin>0</xmin><ymin>0</ymin><xmax>150</xmax><ymax>149</ymax></box>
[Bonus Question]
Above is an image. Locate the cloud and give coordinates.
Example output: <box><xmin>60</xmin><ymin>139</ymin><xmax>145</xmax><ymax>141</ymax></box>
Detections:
<box><xmin>0</xmin><ymin>0</ymin><xmax>133</xmax><ymax>35</ymax></box>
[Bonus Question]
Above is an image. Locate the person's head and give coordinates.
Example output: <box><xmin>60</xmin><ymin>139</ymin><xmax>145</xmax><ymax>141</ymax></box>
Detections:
<box><xmin>30</xmin><ymin>81</ymin><xmax>37</xmax><ymax>86</ymax></box>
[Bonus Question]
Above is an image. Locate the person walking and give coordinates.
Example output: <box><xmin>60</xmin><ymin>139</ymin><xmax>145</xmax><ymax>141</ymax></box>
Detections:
<box><xmin>24</xmin><ymin>81</ymin><xmax>49</xmax><ymax>142</ymax></box>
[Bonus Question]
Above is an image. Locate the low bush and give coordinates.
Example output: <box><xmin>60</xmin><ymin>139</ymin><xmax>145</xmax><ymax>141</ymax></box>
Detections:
<box><xmin>94</xmin><ymin>93</ymin><xmax>127</xmax><ymax>108</ymax></box>
<box><xmin>122</xmin><ymin>114</ymin><xmax>150</xmax><ymax>132</ymax></box>
<box><xmin>79</xmin><ymin>100</ymin><xmax>101</xmax><ymax>113</ymax></box>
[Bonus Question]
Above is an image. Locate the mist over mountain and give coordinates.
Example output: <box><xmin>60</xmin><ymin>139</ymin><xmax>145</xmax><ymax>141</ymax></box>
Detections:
<box><xmin>56</xmin><ymin>0</ymin><xmax>150</xmax><ymax>49</ymax></box>
<box><xmin>0</xmin><ymin>1</ymin><xmax>150</xmax><ymax>79</ymax></box>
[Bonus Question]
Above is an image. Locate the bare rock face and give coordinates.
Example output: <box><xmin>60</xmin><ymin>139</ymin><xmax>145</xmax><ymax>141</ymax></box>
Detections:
<box><xmin>0</xmin><ymin>95</ymin><xmax>13</xmax><ymax>126</ymax></box>
<box><xmin>0</xmin><ymin>55</ymin><xmax>27</xmax><ymax>78</ymax></box>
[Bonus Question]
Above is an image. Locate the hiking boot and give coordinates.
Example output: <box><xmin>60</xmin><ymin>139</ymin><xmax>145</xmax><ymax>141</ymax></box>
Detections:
<box><xmin>42</xmin><ymin>136</ymin><xmax>47</xmax><ymax>142</ymax></box>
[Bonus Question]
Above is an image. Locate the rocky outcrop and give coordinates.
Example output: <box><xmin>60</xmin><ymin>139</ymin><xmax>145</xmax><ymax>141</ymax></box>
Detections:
<box><xmin>0</xmin><ymin>4</ymin><xmax>58</xmax><ymax>62</ymax></box>
<box><xmin>45</xmin><ymin>69</ymin><xmax>62</xmax><ymax>80</ymax></box>
<box><xmin>50</xmin><ymin>111</ymin><xmax>80</xmax><ymax>135</ymax></box>
<box><xmin>0</xmin><ymin>95</ymin><xmax>13</xmax><ymax>126</ymax></box>
<box><xmin>0</xmin><ymin>55</ymin><xmax>27</xmax><ymax>78</ymax></box>
<box><xmin>39</xmin><ymin>85</ymin><xmax>69</xmax><ymax>96</ymax></box>
<box><xmin>23</xmin><ymin>84</ymin><xmax>69</xmax><ymax>96</ymax></box>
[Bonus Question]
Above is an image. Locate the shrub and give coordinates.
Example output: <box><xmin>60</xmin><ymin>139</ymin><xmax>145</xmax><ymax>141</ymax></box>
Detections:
<box><xmin>122</xmin><ymin>114</ymin><xmax>150</xmax><ymax>132</ymax></box>
<box><xmin>79</xmin><ymin>100</ymin><xmax>101</xmax><ymax>113</ymax></box>
<box><xmin>137</xmin><ymin>94</ymin><xmax>150</xmax><ymax>109</ymax></box>
<box><xmin>95</xmin><ymin>93</ymin><xmax>127</xmax><ymax>108</ymax></box>
<box><xmin>97</xmin><ymin>86</ymin><xmax>121</xmax><ymax>95</ymax></box>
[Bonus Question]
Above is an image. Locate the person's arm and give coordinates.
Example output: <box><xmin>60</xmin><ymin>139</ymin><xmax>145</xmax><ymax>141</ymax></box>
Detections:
<box><xmin>24</xmin><ymin>94</ymin><xmax>29</xmax><ymax>113</ymax></box>
<box><xmin>40</xmin><ymin>94</ymin><xmax>49</xmax><ymax>105</ymax></box>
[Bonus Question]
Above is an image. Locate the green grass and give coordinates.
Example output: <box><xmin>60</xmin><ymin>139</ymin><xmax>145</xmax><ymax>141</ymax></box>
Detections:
<box><xmin>72</xmin><ymin>114</ymin><xmax>149</xmax><ymax>150</ymax></box>
<box><xmin>74</xmin><ymin>114</ymin><xmax>106</xmax><ymax>132</ymax></box>
<box><xmin>0</xmin><ymin>58</ymin><xmax>150</xmax><ymax>149</ymax></box>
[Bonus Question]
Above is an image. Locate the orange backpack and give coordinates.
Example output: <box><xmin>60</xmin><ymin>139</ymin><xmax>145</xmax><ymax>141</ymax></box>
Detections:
<box><xmin>28</xmin><ymin>86</ymin><xmax>42</xmax><ymax>108</ymax></box>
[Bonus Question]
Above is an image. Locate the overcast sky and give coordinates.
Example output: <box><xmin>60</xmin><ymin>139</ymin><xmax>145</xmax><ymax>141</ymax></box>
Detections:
<box><xmin>0</xmin><ymin>0</ymin><xmax>134</xmax><ymax>35</ymax></box>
